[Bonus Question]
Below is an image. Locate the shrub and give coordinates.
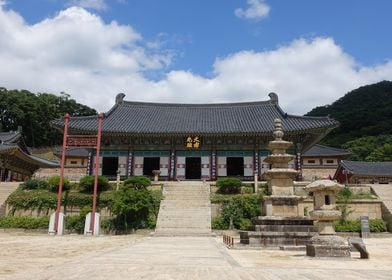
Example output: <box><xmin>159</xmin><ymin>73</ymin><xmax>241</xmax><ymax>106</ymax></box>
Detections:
<box><xmin>334</xmin><ymin>220</ymin><xmax>360</xmax><ymax>232</ymax></box>
<box><xmin>216</xmin><ymin>177</ymin><xmax>242</xmax><ymax>194</ymax></box>
<box><xmin>211</xmin><ymin>194</ymin><xmax>261</xmax><ymax>230</ymax></box>
<box><xmin>6</xmin><ymin>189</ymin><xmax>58</xmax><ymax>214</ymax></box>
<box><xmin>337</xmin><ymin>186</ymin><xmax>353</xmax><ymax>202</ymax></box>
<box><xmin>334</xmin><ymin>219</ymin><xmax>387</xmax><ymax>233</ymax></box>
<box><xmin>47</xmin><ymin>176</ymin><xmax>71</xmax><ymax>192</ymax></box>
<box><xmin>66</xmin><ymin>206</ymin><xmax>91</xmax><ymax>234</ymax></box>
<box><xmin>241</xmin><ymin>186</ymin><xmax>254</xmax><ymax>194</ymax></box>
<box><xmin>0</xmin><ymin>216</ymin><xmax>49</xmax><ymax>229</ymax></box>
<box><xmin>211</xmin><ymin>217</ymin><xmax>227</xmax><ymax>230</ymax></box>
<box><xmin>123</xmin><ymin>176</ymin><xmax>151</xmax><ymax>190</ymax></box>
<box><xmin>370</xmin><ymin>219</ymin><xmax>387</xmax><ymax>232</ymax></box>
<box><xmin>21</xmin><ymin>179</ymin><xmax>49</xmax><ymax>190</ymax></box>
<box><xmin>110</xmin><ymin>187</ymin><xmax>157</xmax><ymax>230</ymax></box>
<box><xmin>79</xmin><ymin>175</ymin><xmax>110</xmax><ymax>193</ymax></box>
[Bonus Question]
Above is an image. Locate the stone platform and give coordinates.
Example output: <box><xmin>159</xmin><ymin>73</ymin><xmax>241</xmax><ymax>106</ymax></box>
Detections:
<box><xmin>239</xmin><ymin>216</ymin><xmax>317</xmax><ymax>247</ymax></box>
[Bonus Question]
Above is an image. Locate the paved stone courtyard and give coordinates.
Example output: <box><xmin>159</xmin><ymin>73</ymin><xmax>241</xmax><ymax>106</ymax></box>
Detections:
<box><xmin>1</xmin><ymin>232</ymin><xmax>392</xmax><ymax>280</ymax></box>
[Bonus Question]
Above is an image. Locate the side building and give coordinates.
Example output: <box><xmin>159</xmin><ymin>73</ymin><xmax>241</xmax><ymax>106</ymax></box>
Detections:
<box><xmin>334</xmin><ymin>160</ymin><xmax>392</xmax><ymax>184</ymax></box>
<box><xmin>301</xmin><ymin>144</ymin><xmax>351</xmax><ymax>180</ymax></box>
<box><xmin>0</xmin><ymin>130</ymin><xmax>58</xmax><ymax>181</ymax></box>
<box><xmin>51</xmin><ymin>93</ymin><xmax>338</xmax><ymax>181</ymax></box>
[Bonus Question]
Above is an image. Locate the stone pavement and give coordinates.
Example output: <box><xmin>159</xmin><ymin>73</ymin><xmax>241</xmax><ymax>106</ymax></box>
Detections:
<box><xmin>4</xmin><ymin>235</ymin><xmax>392</xmax><ymax>280</ymax></box>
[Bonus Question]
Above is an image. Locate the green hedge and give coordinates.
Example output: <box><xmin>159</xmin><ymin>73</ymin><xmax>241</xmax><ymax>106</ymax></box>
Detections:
<box><xmin>123</xmin><ymin>176</ymin><xmax>151</xmax><ymax>190</ymax></box>
<box><xmin>79</xmin><ymin>175</ymin><xmax>110</xmax><ymax>193</ymax></box>
<box><xmin>0</xmin><ymin>216</ymin><xmax>49</xmax><ymax>229</ymax></box>
<box><xmin>6</xmin><ymin>189</ymin><xmax>114</xmax><ymax>214</ymax></box>
<box><xmin>47</xmin><ymin>176</ymin><xmax>71</xmax><ymax>192</ymax></box>
<box><xmin>216</xmin><ymin>178</ymin><xmax>242</xmax><ymax>194</ymax></box>
<box><xmin>334</xmin><ymin>219</ymin><xmax>387</xmax><ymax>233</ymax></box>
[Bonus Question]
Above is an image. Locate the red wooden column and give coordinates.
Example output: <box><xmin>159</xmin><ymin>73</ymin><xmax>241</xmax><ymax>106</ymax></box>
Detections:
<box><xmin>90</xmin><ymin>113</ymin><xmax>103</xmax><ymax>235</ymax></box>
<box><xmin>54</xmin><ymin>113</ymin><xmax>70</xmax><ymax>235</ymax></box>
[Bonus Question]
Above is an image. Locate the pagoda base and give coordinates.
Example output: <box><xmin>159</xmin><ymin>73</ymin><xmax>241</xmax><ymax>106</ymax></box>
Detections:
<box><xmin>239</xmin><ymin>216</ymin><xmax>317</xmax><ymax>248</ymax></box>
<box><xmin>263</xmin><ymin>195</ymin><xmax>304</xmax><ymax>217</ymax></box>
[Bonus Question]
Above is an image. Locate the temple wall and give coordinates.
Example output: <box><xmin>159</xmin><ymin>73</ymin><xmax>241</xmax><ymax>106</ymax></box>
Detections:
<box><xmin>35</xmin><ymin>167</ymin><xmax>87</xmax><ymax>181</ymax></box>
<box><xmin>302</xmin><ymin>168</ymin><xmax>337</xmax><ymax>181</ymax></box>
<box><xmin>298</xmin><ymin>199</ymin><xmax>382</xmax><ymax>220</ymax></box>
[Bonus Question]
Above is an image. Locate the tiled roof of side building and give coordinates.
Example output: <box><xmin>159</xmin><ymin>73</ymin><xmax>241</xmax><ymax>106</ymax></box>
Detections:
<box><xmin>0</xmin><ymin>131</ymin><xmax>21</xmax><ymax>143</ymax></box>
<box><xmin>51</xmin><ymin>93</ymin><xmax>338</xmax><ymax>135</ymax></box>
<box><xmin>54</xmin><ymin>147</ymin><xmax>90</xmax><ymax>157</ymax></box>
<box><xmin>303</xmin><ymin>144</ymin><xmax>351</xmax><ymax>157</ymax></box>
<box><xmin>341</xmin><ymin>160</ymin><xmax>392</xmax><ymax>177</ymax></box>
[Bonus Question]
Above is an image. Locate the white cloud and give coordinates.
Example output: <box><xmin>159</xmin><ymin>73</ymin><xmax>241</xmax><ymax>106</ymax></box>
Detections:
<box><xmin>0</xmin><ymin>5</ymin><xmax>392</xmax><ymax>116</ymax></box>
<box><xmin>67</xmin><ymin>0</ymin><xmax>108</xmax><ymax>11</ymax></box>
<box><xmin>235</xmin><ymin>0</ymin><xmax>270</xmax><ymax>21</ymax></box>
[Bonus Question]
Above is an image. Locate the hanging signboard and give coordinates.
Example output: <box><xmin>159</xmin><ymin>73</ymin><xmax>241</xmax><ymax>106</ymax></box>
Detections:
<box><xmin>67</xmin><ymin>135</ymin><xmax>97</xmax><ymax>147</ymax></box>
<box><xmin>186</xmin><ymin>136</ymin><xmax>201</xmax><ymax>149</ymax></box>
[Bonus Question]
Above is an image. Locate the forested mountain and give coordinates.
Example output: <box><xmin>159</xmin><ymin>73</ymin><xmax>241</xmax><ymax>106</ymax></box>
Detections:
<box><xmin>306</xmin><ymin>81</ymin><xmax>392</xmax><ymax>161</ymax></box>
<box><xmin>0</xmin><ymin>88</ymin><xmax>96</xmax><ymax>147</ymax></box>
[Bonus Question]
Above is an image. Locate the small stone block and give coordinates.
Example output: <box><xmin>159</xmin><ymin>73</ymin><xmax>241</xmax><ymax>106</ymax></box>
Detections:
<box><xmin>306</xmin><ymin>244</ymin><xmax>351</xmax><ymax>258</ymax></box>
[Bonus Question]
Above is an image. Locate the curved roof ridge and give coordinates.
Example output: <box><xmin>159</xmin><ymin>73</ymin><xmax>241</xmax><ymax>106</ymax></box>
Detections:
<box><xmin>343</xmin><ymin>160</ymin><xmax>392</xmax><ymax>165</ymax></box>
<box><xmin>120</xmin><ymin>99</ymin><xmax>274</xmax><ymax>108</ymax></box>
<box><xmin>285</xmin><ymin>113</ymin><xmax>335</xmax><ymax>121</ymax></box>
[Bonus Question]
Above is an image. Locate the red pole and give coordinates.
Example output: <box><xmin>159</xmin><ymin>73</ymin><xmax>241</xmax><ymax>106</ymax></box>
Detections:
<box><xmin>90</xmin><ymin>113</ymin><xmax>103</xmax><ymax>235</ymax></box>
<box><xmin>54</xmin><ymin>113</ymin><xmax>69</xmax><ymax>234</ymax></box>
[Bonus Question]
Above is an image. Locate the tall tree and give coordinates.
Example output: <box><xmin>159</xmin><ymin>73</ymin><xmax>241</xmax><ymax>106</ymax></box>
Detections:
<box><xmin>0</xmin><ymin>87</ymin><xmax>96</xmax><ymax>147</ymax></box>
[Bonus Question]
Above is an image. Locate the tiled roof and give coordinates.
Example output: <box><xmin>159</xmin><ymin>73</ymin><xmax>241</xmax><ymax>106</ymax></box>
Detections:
<box><xmin>0</xmin><ymin>131</ymin><xmax>21</xmax><ymax>143</ymax></box>
<box><xmin>303</xmin><ymin>144</ymin><xmax>351</xmax><ymax>157</ymax></box>
<box><xmin>0</xmin><ymin>143</ymin><xmax>58</xmax><ymax>168</ymax></box>
<box><xmin>340</xmin><ymin>160</ymin><xmax>392</xmax><ymax>177</ymax></box>
<box><xmin>54</xmin><ymin>147</ymin><xmax>89</xmax><ymax>157</ymax></box>
<box><xmin>52</xmin><ymin>93</ymin><xmax>338</xmax><ymax>136</ymax></box>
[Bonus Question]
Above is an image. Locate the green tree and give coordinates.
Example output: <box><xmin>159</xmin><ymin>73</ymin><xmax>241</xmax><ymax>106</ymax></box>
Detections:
<box><xmin>342</xmin><ymin>135</ymin><xmax>392</xmax><ymax>161</ymax></box>
<box><xmin>111</xmin><ymin>188</ymin><xmax>153</xmax><ymax>230</ymax></box>
<box><xmin>0</xmin><ymin>87</ymin><xmax>96</xmax><ymax>147</ymax></box>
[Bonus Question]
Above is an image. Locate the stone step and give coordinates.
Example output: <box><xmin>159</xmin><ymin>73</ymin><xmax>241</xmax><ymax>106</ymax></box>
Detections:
<box><xmin>155</xmin><ymin>183</ymin><xmax>212</xmax><ymax>237</ymax></box>
<box><xmin>155</xmin><ymin>227</ymin><xmax>211</xmax><ymax>233</ymax></box>
<box><xmin>0</xmin><ymin>183</ymin><xmax>19</xmax><ymax>213</ymax></box>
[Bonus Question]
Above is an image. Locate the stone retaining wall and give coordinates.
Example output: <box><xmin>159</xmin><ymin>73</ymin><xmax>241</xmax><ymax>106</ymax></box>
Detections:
<box><xmin>34</xmin><ymin>167</ymin><xmax>87</xmax><ymax>181</ymax></box>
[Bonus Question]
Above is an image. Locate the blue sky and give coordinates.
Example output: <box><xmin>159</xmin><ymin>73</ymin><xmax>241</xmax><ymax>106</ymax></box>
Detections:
<box><xmin>1</xmin><ymin>0</ymin><xmax>392</xmax><ymax>114</ymax></box>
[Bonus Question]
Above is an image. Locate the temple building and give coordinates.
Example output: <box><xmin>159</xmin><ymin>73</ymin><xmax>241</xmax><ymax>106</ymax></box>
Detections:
<box><xmin>334</xmin><ymin>160</ymin><xmax>392</xmax><ymax>184</ymax></box>
<box><xmin>52</xmin><ymin>93</ymin><xmax>338</xmax><ymax>181</ymax></box>
<box><xmin>301</xmin><ymin>144</ymin><xmax>351</xmax><ymax>180</ymax></box>
<box><xmin>0</xmin><ymin>129</ymin><xmax>58</xmax><ymax>181</ymax></box>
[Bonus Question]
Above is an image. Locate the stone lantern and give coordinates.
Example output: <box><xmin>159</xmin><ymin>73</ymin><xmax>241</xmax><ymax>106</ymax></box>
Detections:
<box><xmin>152</xmin><ymin>170</ymin><xmax>161</xmax><ymax>182</ymax></box>
<box><xmin>304</xmin><ymin>180</ymin><xmax>351</xmax><ymax>257</ymax></box>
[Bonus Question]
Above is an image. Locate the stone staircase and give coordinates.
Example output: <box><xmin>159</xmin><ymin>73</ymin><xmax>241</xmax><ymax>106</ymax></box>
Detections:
<box><xmin>155</xmin><ymin>182</ymin><xmax>212</xmax><ymax>236</ymax></box>
<box><xmin>371</xmin><ymin>184</ymin><xmax>392</xmax><ymax>232</ymax></box>
<box><xmin>0</xmin><ymin>182</ymin><xmax>20</xmax><ymax>216</ymax></box>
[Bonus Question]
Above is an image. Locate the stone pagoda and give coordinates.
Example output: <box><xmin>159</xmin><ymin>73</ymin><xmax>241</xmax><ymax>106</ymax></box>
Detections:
<box><xmin>263</xmin><ymin>118</ymin><xmax>301</xmax><ymax>216</ymax></box>
<box><xmin>240</xmin><ymin>119</ymin><xmax>317</xmax><ymax>247</ymax></box>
